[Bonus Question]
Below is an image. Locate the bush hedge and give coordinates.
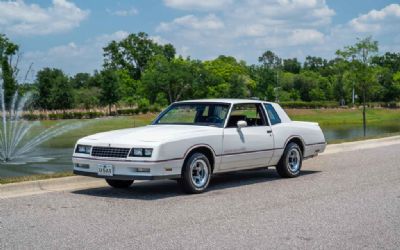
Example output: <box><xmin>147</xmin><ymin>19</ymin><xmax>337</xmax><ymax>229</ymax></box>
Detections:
<box><xmin>21</xmin><ymin>105</ymin><xmax>163</xmax><ymax>121</ymax></box>
<box><xmin>23</xmin><ymin>111</ymin><xmax>106</xmax><ymax>120</ymax></box>
<box><xmin>280</xmin><ymin>101</ymin><xmax>339</xmax><ymax>109</ymax></box>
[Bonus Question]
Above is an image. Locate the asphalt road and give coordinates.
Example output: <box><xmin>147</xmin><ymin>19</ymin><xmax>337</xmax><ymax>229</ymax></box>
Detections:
<box><xmin>1</xmin><ymin>143</ymin><xmax>399</xmax><ymax>249</ymax></box>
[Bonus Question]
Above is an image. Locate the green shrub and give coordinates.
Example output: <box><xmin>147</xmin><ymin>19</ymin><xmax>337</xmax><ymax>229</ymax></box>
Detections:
<box><xmin>139</xmin><ymin>106</ymin><xmax>149</xmax><ymax>114</ymax></box>
<box><xmin>72</xmin><ymin>112</ymin><xmax>84</xmax><ymax>119</ymax></box>
<box><xmin>137</xmin><ymin>98</ymin><xmax>150</xmax><ymax>114</ymax></box>
<box><xmin>22</xmin><ymin>113</ymin><xmax>40</xmax><ymax>120</ymax></box>
<box><xmin>149</xmin><ymin>104</ymin><xmax>161</xmax><ymax>113</ymax></box>
<box><xmin>280</xmin><ymin>101</ymin><xmax>339</xmax><ymax>109</ymax></box>
<box><xmin>87</xmin><ymin>111</ymin><xmax>104</xmax><ymax>118</ymax></box>
<box><xmin>116</xmin><ymin>108</ymin><xmax>139</xmax><ymax>115</ymax></box>
<box><xmin>48</xmin><ymin>113</ymin><xmax>63</xmax><ymax>120</ymax></box>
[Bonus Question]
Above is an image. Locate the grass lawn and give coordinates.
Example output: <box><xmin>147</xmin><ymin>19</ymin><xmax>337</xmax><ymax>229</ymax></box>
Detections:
<box><xmin>286</xmin><ymin>108</ymin><xmax>400</xmax><ymax>126</ymax></box>
<box><xmin>0</xmin><ymin>171</ymin><xmax>73</xmax><ymax>184</ymax></box>
<box><xmin>40</xmin><ymin>113</ymin><xmax>155</xmax><ymax>148</ymax></box>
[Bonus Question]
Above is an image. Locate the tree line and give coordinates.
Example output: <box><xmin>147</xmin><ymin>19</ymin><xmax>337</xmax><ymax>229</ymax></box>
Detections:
<box><xmin>1</xmin><ymin>32</ymin><xmax>400</xmax><ymax>113</ymax></box>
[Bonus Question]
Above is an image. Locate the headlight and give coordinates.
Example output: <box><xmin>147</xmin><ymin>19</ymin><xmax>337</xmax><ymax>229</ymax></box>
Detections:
<box><xmin>129</xmin><ymin>148</ymin><xmax>153</xmax><ymax>157</ymax></box>
<box><xmin>75</xmin><ymin>144</ymin><xmax>92</xmax><ymax>154</ymax></box>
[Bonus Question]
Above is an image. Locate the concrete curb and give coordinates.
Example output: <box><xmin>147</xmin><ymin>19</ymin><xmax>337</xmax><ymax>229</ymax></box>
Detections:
<box><xmin>322</xmin><ymin>135</ymin><xmax>400</xmax><ymax>155</ymax></box>
<box><xmin>1</xmin><ymin>135</ymin><xmax>400</xmax><ymax>199</ymax></box>
<box><xmin>0</xmin><ymin>176</ymin><xmax>105</xmax><ymax>199</ymax></box>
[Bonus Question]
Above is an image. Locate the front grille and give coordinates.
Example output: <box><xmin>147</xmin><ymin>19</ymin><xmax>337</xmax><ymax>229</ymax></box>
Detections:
<box><xmin>91</xmin><ymin>146</ymin><xmax>130</xmax><ymax>158</ymax></box>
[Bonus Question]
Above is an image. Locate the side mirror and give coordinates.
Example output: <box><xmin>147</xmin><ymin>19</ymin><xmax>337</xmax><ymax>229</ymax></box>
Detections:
<box><xmin>237</xmin><ymin>120</ymin><xmax>247</xmax><ymax>129</ymax></box>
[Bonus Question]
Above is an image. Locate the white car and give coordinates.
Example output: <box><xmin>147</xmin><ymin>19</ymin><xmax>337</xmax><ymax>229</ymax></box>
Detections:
<box><xmin>73</xmin><ymin>99</ymin><xmax>326</xmax><ymax>193</ymax></box>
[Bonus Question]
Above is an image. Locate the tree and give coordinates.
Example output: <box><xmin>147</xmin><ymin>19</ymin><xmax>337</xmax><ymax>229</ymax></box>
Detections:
<box><xmin>99</xmin><ymin>69</ymin><xmax>121</xmax><ymax>114</ymax></box>
<box><xmin>142</xmin><ymin>56</ymin><xmax>200</xmax><ymax>104</ymax></box>
<box><xmin>303</xmin><ymin>56</ymin><xmax>329</xmax><ymax>75</ymax></box>
<box><xmin>258</xmin><ymin>50</ymin><xmax>283</xmax><ymax>102</ymax></box>
<box><xmin>337</xmin><ymin>36</ymin><xmax>379</xmax><ymax>136</ymax></box>
<box><xmin>330</xmin><ymin>58</ymin><xmax>349</xmax><ymax>104</ymax></box>
<box><xmin>50</xmin><ymin>73</ymin><xmax>74</xmax><ymax>110</ymax></box>
<box><xmin>70</xmin><ymin>73</ymin><xmax>91</xmax><ymax>88</ymax></box>
<box><xmin>258</xmin><ymin>50</ymin><xmax>282</xmax><ymax>69</ymax></box>
<box><xmin>35</xmin><ymin>68</ymin><xmax>73</xmax><ymax>110</ymax></box>
<box><xmin>74</xmin><ymin>87</ymin><xmax>101</xmax><ymax>110</ymax></box>
<box><xmin>248</xmin><ymin>65</ymin><xmax>276</xmax><ymax>100</ymax></box>
<box><xmin>0</xmin><ymin>34</ymin><xmax>19</xmax><ymax>109</ymax></box>
<box><xmin>283</xmin><ymin>58</ymin><xmax>301</xmax><ymax>74</ymax></box>
<box><xmin>204</xmin><ymin>56</ymin><xmax>250</xmax><ymax>98</ymax></box>
<box><xmin>103</xmin><ymin>32</ymin><xmax>176</xmax><ymax>80</ymax></box>
<box><xmin>117</xmin><ymin>69</ymin><xmax>139</xmax><ymax>106</ymax></box>
<box><xmin>372</xmin><ymin>52</ymin><xmax>400</xmax><ymax>73</ymax></box>
<box><xmin>392</xmin><ymin>71</ymin><xmax>400</xmax><ymax>101</ymax></box>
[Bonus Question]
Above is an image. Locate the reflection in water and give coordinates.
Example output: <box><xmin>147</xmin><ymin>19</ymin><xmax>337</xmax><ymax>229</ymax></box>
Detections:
<box><xmin>322</xmin><ymin>123</ymin><xmax>400</xmax><ymax>142</ymax></box>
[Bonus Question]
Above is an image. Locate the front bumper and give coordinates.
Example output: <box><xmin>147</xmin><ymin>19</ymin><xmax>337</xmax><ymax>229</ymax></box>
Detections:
<box><xmin>73</xmin><ymin>170</ymin><xmax>180</xmax><ymax>180</ymax></box>
<box><xmin>72</xmin><ymin>156</ymin><xmax>183</xmax><ymax>180</ymax></box>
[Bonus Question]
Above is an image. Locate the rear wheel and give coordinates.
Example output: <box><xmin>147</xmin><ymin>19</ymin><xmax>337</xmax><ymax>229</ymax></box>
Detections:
<box><xmin>179</xmin><ymin>153</ymin><xmax>211</xmax><ymax>194</ymax></box>
<box><xmin>105</xmin><ymin>179</ymin><xmax>134</xmax><ymax>188</ymax></box>
<box><xmin>276</xmin><ymin>142</ymin><xmax>302</xmax><ymax>178</ymax></box>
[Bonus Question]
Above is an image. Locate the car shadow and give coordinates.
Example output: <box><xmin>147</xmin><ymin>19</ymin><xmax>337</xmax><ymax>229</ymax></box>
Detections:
<box><xmin>72</xmin><ymin>169</ymin><xmax>320</xmax><ymax>201</ymax></box>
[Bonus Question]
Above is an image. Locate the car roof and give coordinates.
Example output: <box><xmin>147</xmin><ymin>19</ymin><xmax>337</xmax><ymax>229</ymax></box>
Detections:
<box><xmin>176</xmin><ymin>98</ymin><xmax>274</xmax><ymax>105</ymax></box>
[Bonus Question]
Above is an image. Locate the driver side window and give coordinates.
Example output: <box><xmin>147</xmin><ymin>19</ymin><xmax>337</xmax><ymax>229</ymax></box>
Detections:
<box><xmin>227</xmin><ymin>103</ymin><xmax>266</xmax><ymax>128</ymax></box>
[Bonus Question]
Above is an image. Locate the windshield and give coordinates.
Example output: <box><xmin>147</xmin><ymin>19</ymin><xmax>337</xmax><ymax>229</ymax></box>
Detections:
<box><xmin>153</xmin><ymin>103</ymin><xmax>230</xmax><ymax>127</ymax></box>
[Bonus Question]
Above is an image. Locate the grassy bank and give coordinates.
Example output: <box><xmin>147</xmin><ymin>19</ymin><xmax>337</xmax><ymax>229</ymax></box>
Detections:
<box><xmin>0</xmin><ymin>171</ymin><xmax>73</xmax><ymax>184</ymax></box>
<box><xmin>286</xmin><ymin>108</ymin><xmax>400</xmax><ymax>125</ymax></box>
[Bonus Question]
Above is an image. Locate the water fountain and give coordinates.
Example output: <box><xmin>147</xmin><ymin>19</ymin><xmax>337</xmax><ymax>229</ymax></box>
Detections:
<box><xmin>0</xmin><ymin>78</ymin><xmax>82</xmax><ymax>164</ymax></box>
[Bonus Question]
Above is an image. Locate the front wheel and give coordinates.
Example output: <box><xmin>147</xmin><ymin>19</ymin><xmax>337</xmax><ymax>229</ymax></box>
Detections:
<box><xmin>276</xmin><ymin>142</ymin><xmax>302</xmax><ymax>178</ymax></box>
<box><xmin>105</xmin><ymin>179</ymin><xmax>134</xmax><ymax>188</ymax></box>
<box><xmin>179</xmin><ymin>153</ymin><xmax>211</xmax><ymax>194</ymax></box>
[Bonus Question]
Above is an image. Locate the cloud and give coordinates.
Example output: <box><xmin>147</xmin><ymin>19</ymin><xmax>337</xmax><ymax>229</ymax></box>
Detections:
<box><xmin>107</xmin><ymin>7</ymin><xmax>139</xmax><ymax>17</ymax></box>
<box><xmin>157</xmin><ymin>14</ymin><xmax>224</xmax><ymax>32</ymax></box>
<box><xmin>0</xmin><ymin>0</ymin><xmax>89</xmax><ymax>36</ymax></box>
<box><xmin>163</xmin><ymin>0</ymin><xmax>233</xmax><ymax>10</ymax></box>
<box><xmin>21</xmin><ymin>31</ymin><xmax>129</xmax><ymax>80</ymax></box>
<box><xmin>149</xmin><ymin>35</ymin><xmax>170</xmax><ymax>45</ymax></box>
<box><xmin>158</xmin><ymin>0</ymin><xmax>334</xmax><ymax>61</ymax></box>
<box><xmin>289</xmin><ymin>29</ymin><xmax>324</xmax><ymax>45</ymax></box>
<box><xmin>349</xmin><ymin>4</ymin><xmax>400</xmax><ymax>33</ymax></box>
<box><xmin>314</xmin><ymin>4</ymin><xmax>400</xmax><ymax>58</ymax></box>
<box><xmin>254</xmin><ymin>29</ymin><xmax>324</xmax><ymax>49</ymax></box>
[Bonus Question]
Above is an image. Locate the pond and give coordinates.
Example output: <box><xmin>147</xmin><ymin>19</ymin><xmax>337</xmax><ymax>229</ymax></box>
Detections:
<box><xmin>322</xmin><ymin>122</ymin><xmax>400</xmax><ymax>142</ymax></box>
<box><xmin>1</xmin><ymin>122</ymin><xmax>399</xmax><ymax>178</ymax></box>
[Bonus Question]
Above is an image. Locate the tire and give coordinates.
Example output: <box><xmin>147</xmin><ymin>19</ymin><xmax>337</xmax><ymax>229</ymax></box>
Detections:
<box><xmin>105</xmin><ymin>179</ymin><xmax>134</xmax><ymax>188</ymax></box>
<box><xmin>276</xmin><ymin>142</ymin><xmax>302</xmax><ymax>178</ymax></box>
<box><xmin>179</xmin><ymin>152</ymin><xmax>212</xmax><ymax>194</ymax></box>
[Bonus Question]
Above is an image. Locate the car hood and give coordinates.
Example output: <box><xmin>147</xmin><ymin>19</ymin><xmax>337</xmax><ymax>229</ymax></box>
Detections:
<box><xmin>80</xmin><ymin>125</ymin><xmax>220</xmax><ymax>145</ymax></box>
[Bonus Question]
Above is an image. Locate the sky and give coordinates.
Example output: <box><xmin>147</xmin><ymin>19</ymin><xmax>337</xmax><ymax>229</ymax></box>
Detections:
<box><xmin>0</xmin><ymin>0</ymin><xmax>399</xmax><ymax>82</ymax></box>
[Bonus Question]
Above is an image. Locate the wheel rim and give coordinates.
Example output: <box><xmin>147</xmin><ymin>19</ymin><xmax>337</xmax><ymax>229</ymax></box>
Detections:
<box><xmin>190</xmin><ymin>159</ymin><xmax>209</xmax><ymax>188</ymax></box>
<box><xmin>287</xmin><ymin>148</ymin><xmax>301</xmax><ymax>172</ymax></box>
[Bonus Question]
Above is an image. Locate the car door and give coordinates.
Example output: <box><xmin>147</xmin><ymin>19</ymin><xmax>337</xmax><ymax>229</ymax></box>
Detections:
<box><xmin>219</xmin><ymin>103</ymin><xmax>274</xmax><ymax>171</ymax></box>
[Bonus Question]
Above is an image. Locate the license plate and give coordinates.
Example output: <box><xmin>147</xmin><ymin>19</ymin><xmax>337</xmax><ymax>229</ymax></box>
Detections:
<box><xmin>97</xmin><ymin>164</ymin><xmax>113</xmax><ymax>176</ymax></box>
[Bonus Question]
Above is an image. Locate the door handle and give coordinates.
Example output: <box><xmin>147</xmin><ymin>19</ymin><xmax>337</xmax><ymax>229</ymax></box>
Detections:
<box><xmin>267</xmin><ymin>130</ymin><xmax>272</xmax><ymax>134</ymax></box>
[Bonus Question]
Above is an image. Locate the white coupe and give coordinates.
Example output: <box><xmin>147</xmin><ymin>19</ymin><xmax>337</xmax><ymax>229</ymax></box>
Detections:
<box><xmin>73</xmin><ymin>99</ymin><xmax>326</xmax><ymax>193</ymax></box>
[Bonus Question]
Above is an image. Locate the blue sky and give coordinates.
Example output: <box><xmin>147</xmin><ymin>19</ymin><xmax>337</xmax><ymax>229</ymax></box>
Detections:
<box><xmin>0</xmin><ymin>0</ymin><xmax>399</xmax><ymax>81</ymax></box>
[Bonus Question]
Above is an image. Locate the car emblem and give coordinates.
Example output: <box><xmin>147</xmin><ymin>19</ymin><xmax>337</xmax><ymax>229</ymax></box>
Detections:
<box><xmin>108</xmin><ymin>144</ymin><xmax>111</xmax><ymax>147</ymax></box>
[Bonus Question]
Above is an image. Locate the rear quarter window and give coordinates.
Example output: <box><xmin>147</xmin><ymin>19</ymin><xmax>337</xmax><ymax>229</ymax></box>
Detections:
<box><xmin>264</xmin><ymin>103</ymin><xmax>281</xmax><ymax>125</ymax></box>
